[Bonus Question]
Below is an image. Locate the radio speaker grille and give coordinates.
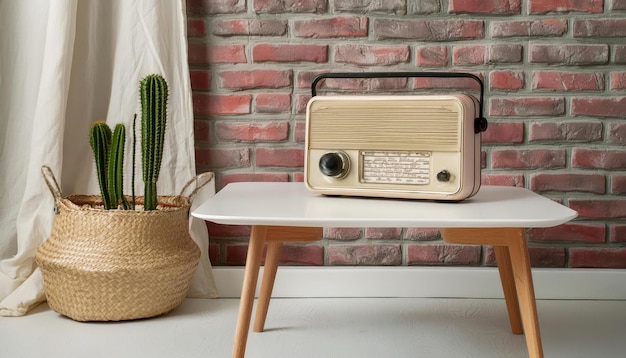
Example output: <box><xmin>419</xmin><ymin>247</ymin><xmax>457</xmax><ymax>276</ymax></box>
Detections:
<box><xmin>308</xmin><ymin>98</ymin><xmax>463</xmax><ymax>152</ymax></box>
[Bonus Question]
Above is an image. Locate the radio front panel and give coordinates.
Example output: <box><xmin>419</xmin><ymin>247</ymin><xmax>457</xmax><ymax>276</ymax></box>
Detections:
<box><xmin>304</xmin><ymin>95</ymin><xmax>481</xmax><ymax>200</ymax></box>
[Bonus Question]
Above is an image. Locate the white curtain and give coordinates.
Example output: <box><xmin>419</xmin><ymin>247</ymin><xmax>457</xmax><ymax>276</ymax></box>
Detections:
<box><xmin>0</xmin><ymin>0</ymin><xmax>218</xmax><ymax>317</ymax></box>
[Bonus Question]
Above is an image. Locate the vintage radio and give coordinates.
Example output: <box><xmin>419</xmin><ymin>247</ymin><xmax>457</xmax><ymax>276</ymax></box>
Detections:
<box><xmin>304</xmin><ymin>72</ymin><xmax>488</xmax><ymax>201</ymax></box>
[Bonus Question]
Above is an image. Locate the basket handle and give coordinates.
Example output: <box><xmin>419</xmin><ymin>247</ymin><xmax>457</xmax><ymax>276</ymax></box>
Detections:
<box><xmin>311</xmin><ymin>71</ymin><xmax>488</xmax><ymax>133</ymax></box>
<box><xmin>179</xmin><ymin>171</ymin><xmax>214</xmax><ymax>202</ymax></box>
<box><xmin>41</xmin><ymin>165</ymin><xmax>63</xmax><ymax>201</ymax></box>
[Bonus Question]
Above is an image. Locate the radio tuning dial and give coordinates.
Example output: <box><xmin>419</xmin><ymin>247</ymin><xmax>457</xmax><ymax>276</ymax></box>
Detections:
<box><xmin>319</xmin><ymin>152</ymin><xmax>350</xmax><ymax>178</ymax></box>
<box><xmin>437</xmin><ymin>170</ymin><xmax>451</xmax><ymax>182</ymax></box>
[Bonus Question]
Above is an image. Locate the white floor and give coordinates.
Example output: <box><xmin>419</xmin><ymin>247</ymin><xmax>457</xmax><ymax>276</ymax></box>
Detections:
<box><xmin>2</xmin><ymin>297</ymin><xmax>626</xmax><ymax>358</ymax></box>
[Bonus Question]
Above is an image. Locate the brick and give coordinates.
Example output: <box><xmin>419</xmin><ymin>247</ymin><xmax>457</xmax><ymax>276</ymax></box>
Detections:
<box><xmin>253</xmin><ymin>44</ymin><xmax>328</xmax><ymax>63</ymax></box>
<box><xmin>481</xmin><ymin>122</ymin><xmax>524</xmax><ymax>144</ymax></box>
<box><xmin>215</xmin><ymin>122</ymin><xmax>289</xmax><ymax>142</ymax></box>
<box><xmin>226</xmin><ymin>244</ymin><xmax>324</xmax><ymax>266</ymax></box>
<box><xmin>225</xmin><ymin>244</ymin><xmax>248</xmax><ymax>265</ymax></box>
<box><xmin>449</xmin><ymin>0</ymin><xmax>521</xmax><ymax>14</ymax></box>
<box><xmin>219</xmin><ymin>70</ymin><xmax>292</xmax><ymax>90</ymax></box>
<box><xmin>609</xmin><ymin>123</ymin><xmax>626</xmax><ymax>144</ymax></box>
<box><xmin>408</xmin><ymin>0</ymin><xmax>440</xmax><ymax>14</ymax></box>
<box><xmin>453</xmin><ymin>44</ymin><xmax>522</xmax><ymax>65</ymax></box>
<box><xmin>485</xmin><ymin>246</ymin><xmax>566</xmax><ymax>267</ymax></box>
<box><xmin>612</xmin><ymin>0</ymin><xmax>626</xmax><ymax>10</ymax></box>
<box><xmin>489</xmin><ymin>97</ymin><xmax>565</xmax><ymax>117</ymax></box>
<box><xmin>403</xmin><ymin>228</ymin><xmax>440</xmax><ymax>241</ymax></box>
<box><xmin>569</xmin><ymin>248</ymin><xmax>626</xmax><ymax>268</ymax></box>
<box><xmin>610</xmin><ymin>72</ymin><xmax>626</xmax><ymax>90</ymax></box>
<box><xmin>255</xmin><ymin>148</ymin><xmax>304</xmax><ymax>167</ymax></box>
<box><xmin>416</xmin><ymin>46</ymin><xmax>448</xmax><ymax>67</ymax></box>
<box><xmin>328</xmin><ymin>244</ymin><xmax>402</xmax><ymax>265</ymax></box>
<box><xmin>532</xmin><ymin>71</ymin><xmax>604</xmax><ymax>91</ymax></box>
<box><xmin>572</xmin><ymin>97</ymin><xmax>626</xmax><ymax>118</ymax></box>
<box><xmin>187</xmin><ymin>18</ymin><xmax>206</xmax><ymax>37</ymax></box>
<box><xmin>529</xmin><ymin>223</ymin><xmax>606</xmax><ymax>243</ymax></box>
<box><xmin>187</xmin><ymin>43</ymin><xmax>246</xmax><ymax>64</ymax></box>
<box><xmin>481</xmin><ymin>174</ymin><xmax>525</xmax><ymax>187</ymax></box>
<box><xmin>574</xmin><ymin>19</ymin><xmax>626</xmax><ymax>37</ymax></box>
<box><xmin>529</xmin><ymin>0</ymin><xmax>603</xmax><ymax>14</ymax></box>
<box><xmin>212</xmin><ymin>19</ymin><xmax>287</xmax><ymax>36</ymax></box>
<box><xmin>364</xmin><ymin>228</ymin><xmax>402</xmax><ymax>239</ymax></box>
<box><xmin>192</xmin><ymin>93</ymin><xmax>251</xmax><ymax>115</ymax></box>
<box><xmin>407</xmin><ymin>244</ymin><xmax>481</xmax><ymax>265</ymax></box>
<box><xmin>190</xmin><ymin>70</ymin><xmax>211</xmax><ymax>90</ymax></box>
<box><xmin>489</xmin><ymin>70</ymin><xmax>525</xmax><ymax>91</ymax></box>
<box><xmin>610</xmin><ymin>225</ymin><xmax>626</xmax><ymax>243</ymax></box>
<box><xmin>186</xmin><ymin>0</ymin><xmax>246</xmax><ymax>14</ymax></box>
<box><xmin>220</xmin><ymin>173</ymin><xmax>289</xmax><ymax>187</ymax></box>
<box><xmin>413</xmin><ymin>76</ymin><xmax>481</xmax><ymax>91</ymax></box>
<box><xmin>319</xmin><ymin>77</ymin><xmax>407</xmax><ymax>93</ymax></box>
<box><xmin>334</xmin><ymin>44</ymin><xmax>409</xmax><ymax>66</ymax></box>
<box><xmin>294</xmin><ymin>121</ymin><xmax>307</xmax><ymax>142</ymax></box>
<box><xmin>572</xmin><ymin>149</ymin><xmax>626</xmax><ymax>170</ymax></box>
<box><xmin>490</xmin><ymin>19</ymin><xmax>567</xmax><ymax>38</ymax></box>
<box><xmin>529</xmin><ymin>121</ymin><xmax>603</xmax><ymax>142</ymax></box>
<box><xmin>295</xmin><ymin>94</ymin><xmax>311</xmax><ymax>114</ymax></box>
<box><xmin>529</xmin><ymin>44</ymin><xmax>609</xmax><ymax>65</ymax></box>
<box><xmin>530</xmin><ymin>173</ymin><xmax>606</xmax><ymax>194</ymax></box>
<box><xmin>206</xmin><ymin>222</ymin><xmax>251</xmax><ymax>237</ymax></box>
<box><xmin>194</xmin><ymin>120</ymin><xmax>210</xmax><ymax>142</ymax></box>
<box><xmin>254</xmin><ymin>0</ymin><xmax>327</xmax><ymax>13</ymax></box>
<box><xmin>335</xmin><ymin>0</ymin><xmax>407</xmax><ymax>14</ymax></box>
<box><xmin>269</xmin><ymin>244</ymin><xmax>325</xmax><ymax>265</ymax></box>
<box><xmin>373</xmin><ymin>19</ymin><xmax>483</xmax><ymax>41</ymax></box>
<box><xmin>491</xmin><ymin>149</ymin><xmax>566</xmax><ymax>169</ymax></box>
<box><xmin>611</xmin><ymin>175</ymin><xmax>626</xmax><ymax>194</ymax></box>
<box><xmin>325</xmin><ymin>227</ymin><xmax>362</xmax><ymax>241</ymax></box>
<box><xmin>569</xmin><ymin>199</ymin><xmax>626</xmax><ymax>219</ymax></box>
<box><xmin>487</xmin><ymin>45</ymin><xmax>524</xmax><ymax>64</ymax></box>
<box><xmin>255</xmin><ymin>93</ymin><xmax>291</xmax><ymax>113</ymax></box>
<box><xmin>195</xmin><ymin>148</ymin><xmax>250</xmax><ymax>169</ymax></box>
<box><xmin>294</xmin><ymin>16</ymin><xmax>368</xmax><ymax>38</ymax></box>
<box><xmin>527</xmin><ymin>247</ymin><xmax>566</xmax><ymax>268</ymax></box>
<box><xmin>297</xmin><ymin>71</ymin><xmax>330</xmax><ymax>89</ymax></box>
<box><xmin>615</xmin><ymin>46</ymin><xmax>626</xmax><ymax>64</ymax></box>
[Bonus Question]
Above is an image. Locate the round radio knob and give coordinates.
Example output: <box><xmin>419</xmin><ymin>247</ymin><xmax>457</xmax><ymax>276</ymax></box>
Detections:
<box><xmin>437</xmin><ymin>170</ymin><xmax>451</xmax><ymax>182</ymax></box>
<box><xmin>319</xmin><ymin>152</ymin><xmax>349</xmax><ymax>178</ymax></box>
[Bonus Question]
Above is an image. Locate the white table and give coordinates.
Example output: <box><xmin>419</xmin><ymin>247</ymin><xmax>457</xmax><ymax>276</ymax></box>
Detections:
<box><xmin>193</xmin><ymin>183</ymin><xmax>577</xmax><ymax>358</ymax></box>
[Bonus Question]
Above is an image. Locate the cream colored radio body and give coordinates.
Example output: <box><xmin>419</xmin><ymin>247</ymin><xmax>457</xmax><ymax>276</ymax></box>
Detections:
<box><xmin>305</xmin><ymin>88</ymin><xmax>484</xmax><ymax>201</ymax></box>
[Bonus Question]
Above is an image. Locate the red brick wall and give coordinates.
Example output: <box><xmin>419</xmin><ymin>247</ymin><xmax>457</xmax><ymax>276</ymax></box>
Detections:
<box><xmin>186</xmin><ymin>0</ymin><xmax>626</xmax><ymax>268</ymax></box>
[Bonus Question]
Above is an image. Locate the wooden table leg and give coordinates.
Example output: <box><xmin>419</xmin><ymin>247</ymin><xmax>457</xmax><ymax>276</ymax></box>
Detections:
<box><xmin>254</xmin><ymin>241</ymin><xmax>283</xmax><ymax>332</ymax></box>
<box><xmin>493</xmin><ymin>245</ymin><xmax>523</xmax><ymax>334</ymax></box>
<box><xmin>507</xmin><ymin>231</ymin><xmax>544</xmax><ymax>358</ymax></box>
<box><xmin>440</xmin><ymin>227</ymin><xmax>543</xmax><ymax>358</ymax></box>
<box><xmin>232</xmin><ymin>225</ymin><xmax>267</xmax><ymax>358</ymax></box>
<box><xmin>232</xmin><ymin>226</ymin><xmax>322</xmax><ymax>358</ymax></box>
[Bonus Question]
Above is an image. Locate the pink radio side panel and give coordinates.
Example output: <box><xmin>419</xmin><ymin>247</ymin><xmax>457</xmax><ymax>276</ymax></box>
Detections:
<box><xmin>304</xmin><ymin>94</ymin><xmax>482</xmax><ymax>201</ymax></box>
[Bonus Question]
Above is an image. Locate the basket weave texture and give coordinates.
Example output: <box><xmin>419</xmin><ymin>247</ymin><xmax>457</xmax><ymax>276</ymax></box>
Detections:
<box><xmin>36</xmin><ymin>191</ymin><xmax>202</xmax><ymax>322</ymax></box>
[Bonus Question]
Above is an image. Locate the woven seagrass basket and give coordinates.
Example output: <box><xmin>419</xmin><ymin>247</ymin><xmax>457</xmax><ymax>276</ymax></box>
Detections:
<box><xmin>35</xmin><ymin>166</ymin><xmax>213</xmax><ymax>322</ymax></box>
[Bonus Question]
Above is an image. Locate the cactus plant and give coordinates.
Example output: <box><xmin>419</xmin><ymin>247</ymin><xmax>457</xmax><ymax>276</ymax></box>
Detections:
<box><xmin>131</xmin><ymin>113</ymin><xmax>137</xmax><ymax>210</ymax></box>
<box><xmin>89</xmin><ymin>122</ymin><xmax>114</xmax><ymax>209</ymax></box>
<box><xmin>108</xmin><ymin>124</ymin><xmax>130</xmax><ymax>210</ymax></box>
<box><xmin>140</xmin><ymin>74</ymin><xmax>168</xmax><ymax>211</ymax></box>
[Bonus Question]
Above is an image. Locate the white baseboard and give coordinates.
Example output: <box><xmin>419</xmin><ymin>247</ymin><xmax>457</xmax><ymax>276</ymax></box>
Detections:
<box><xmin>213</xmin><ymin>266</ymin><xmax>626</xmax><ymax>300</ymax></box>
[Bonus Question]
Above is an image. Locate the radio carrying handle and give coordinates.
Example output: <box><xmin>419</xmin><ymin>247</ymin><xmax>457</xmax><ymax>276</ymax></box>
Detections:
<box><xmin>311</xmin><ymin>72</ymin><xmax>488</xmax><ymax>134</ymax></box>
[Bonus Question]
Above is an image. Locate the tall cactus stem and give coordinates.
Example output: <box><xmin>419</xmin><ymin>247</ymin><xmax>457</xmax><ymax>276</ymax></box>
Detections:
<box><xmin>108</xmin><ymin>124</ymin><xmax>130</xmax><ymax>210</ymax></box>
<box><xmin>89</xmin><ymin>122</ymin><xmax>114</xmax><ymax>209</ymax></box>
<box><xmin>140</xmin><ymin>74</ymin><xmax>168</xmax><ymax>211</ymax></box>
<box><xmin>131</xmin><ymin>113</ymin><xmax>137</xmax><ymax>210</ymax></box>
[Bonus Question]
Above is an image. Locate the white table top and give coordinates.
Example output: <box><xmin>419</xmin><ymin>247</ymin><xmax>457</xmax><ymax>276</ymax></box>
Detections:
<box><xmin>192</xmin><ymin>182</ymin><xmax>577</xmax><ymax>228</ymax></box>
